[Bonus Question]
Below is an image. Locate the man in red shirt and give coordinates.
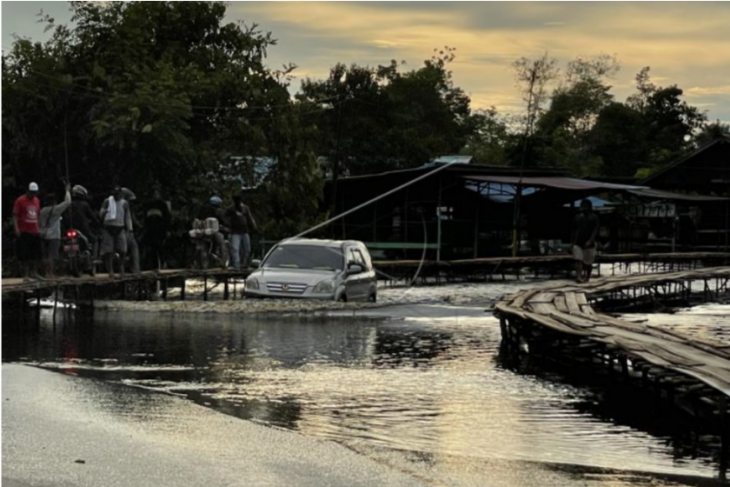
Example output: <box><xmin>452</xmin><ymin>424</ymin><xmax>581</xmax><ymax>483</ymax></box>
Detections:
<box><xmin>13</xmin><ymin>182</ymin><xmax>43</xmax><ymax>279</ymax></box>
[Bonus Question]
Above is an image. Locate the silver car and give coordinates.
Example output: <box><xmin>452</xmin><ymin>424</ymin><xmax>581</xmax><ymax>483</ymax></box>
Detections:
<box><xmin>244</xmin><ymin>239</ymin><xmax>378</xmax><ymax>302</ymax></box>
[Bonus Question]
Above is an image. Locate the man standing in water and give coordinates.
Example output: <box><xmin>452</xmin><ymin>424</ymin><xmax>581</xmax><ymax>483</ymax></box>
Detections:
<box><xmin>571</xmin><ymin>199</ymin><xmax>600</xmax><ymax>283</ymax></box>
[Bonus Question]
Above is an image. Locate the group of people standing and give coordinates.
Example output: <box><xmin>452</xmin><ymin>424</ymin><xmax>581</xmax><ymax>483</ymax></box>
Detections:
<box><xmin>12</xmin><ymin>182</ymin><xmax>171</xmax><ymax>280</ymax></box>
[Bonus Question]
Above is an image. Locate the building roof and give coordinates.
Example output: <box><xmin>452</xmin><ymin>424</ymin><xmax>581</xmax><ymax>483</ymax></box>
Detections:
<box><xmin>462</xmin><ymin>175</ymin><xmax>727</xmax><ymax>202</ymax></box>
<box><xmin>640</xmin><ymin>135</ymin><xmax>730</xmax><ymax>187</ymax></box>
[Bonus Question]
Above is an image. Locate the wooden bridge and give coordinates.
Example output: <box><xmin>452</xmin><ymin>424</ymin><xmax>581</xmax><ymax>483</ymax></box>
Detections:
<box><xmin>376</xmin><ymin>251</ymin><xmax>730</xmax><ymax>283</ymax></box>
<box><xmin>494</xmin><ymin>267</ymin><xmax>730</xmax><ymax>477</ymax></box>
<box><xmin>3</xmin><ymin>251</ymin><xmax>730</xmax><ymax>298</ymax></box>
<box><xmin>1</xmin><ymin>268</ymin><xmax>251</xmax><ymax>303</ymax></box>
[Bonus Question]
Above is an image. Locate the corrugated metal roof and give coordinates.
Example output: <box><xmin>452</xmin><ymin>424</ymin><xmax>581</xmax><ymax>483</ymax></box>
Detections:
<box><xmin>464</xmin><ymin>175</ymin><xmax>641</xmax><ymax>191</ymax></box>
<box><xmin>463</xmin><ymin>175</ymin><xmax>727</xmax><ymax>201</ymax></box>
<box><xmin>626</xmin><ymin>188</ymin><xmax>727</xmax><ymax>202</ymax></box>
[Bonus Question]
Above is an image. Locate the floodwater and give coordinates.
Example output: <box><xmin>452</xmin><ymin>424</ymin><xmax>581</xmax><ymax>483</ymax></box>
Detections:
<box><xmin>2</xmin><ymin>281</ymin><xmax>728</xmax><ymax>487</ymax></box>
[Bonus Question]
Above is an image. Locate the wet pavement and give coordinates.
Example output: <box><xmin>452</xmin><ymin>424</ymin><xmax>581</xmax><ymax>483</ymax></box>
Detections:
<box><xmin>3</xmin><ymin>281</ymin><xmax>729</xmax><ymax>487</ymax></box>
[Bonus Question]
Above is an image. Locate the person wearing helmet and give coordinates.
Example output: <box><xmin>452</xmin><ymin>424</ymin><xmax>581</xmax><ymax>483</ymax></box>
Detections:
<box><xmin>196</xmin><ymin>196</ymin><xmax>229</xmax><ymax>267</ymax></box>
<box><xmin>65</xmin><ymin>185</ymin><xmax>101</xmax><ymax>256</ymax></box>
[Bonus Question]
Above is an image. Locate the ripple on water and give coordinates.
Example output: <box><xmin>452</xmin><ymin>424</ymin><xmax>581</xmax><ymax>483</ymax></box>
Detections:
<box><xmin>2</xmin><ymin>283</ymin><xmax>724</xmax><ymax>481</ymax></box>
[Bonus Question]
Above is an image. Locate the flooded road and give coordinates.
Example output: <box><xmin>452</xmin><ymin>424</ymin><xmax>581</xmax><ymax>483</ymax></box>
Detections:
<box><xmin>3</xmin><ymin>282</ymin><xmax>728</xmax><ymax>487</ymax></box>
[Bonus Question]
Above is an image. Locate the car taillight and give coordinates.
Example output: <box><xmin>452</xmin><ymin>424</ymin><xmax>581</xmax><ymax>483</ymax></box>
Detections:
<box><xmin>67</xmin><ymin>229</ymin><xmax>78</xmax><ymax>239</ymax></box>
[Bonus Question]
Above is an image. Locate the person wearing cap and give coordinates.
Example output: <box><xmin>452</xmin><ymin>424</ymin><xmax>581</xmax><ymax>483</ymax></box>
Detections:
<box><xmin>12</xmin><ymin>182</ymin><xmax>43</xmax><ymax>279</ymax></box>
<box><xmin>571</xmin><ymin>199</ymin><xmax>600</xmax><ymax>283</ymax></box>
<box><xmin>38</xmin><ymin>184</ymin><xmax>72</xmax><ymax>278</ymax></box>
<box><xmin>100</xmin><ymin>186</ymin><xmax>133</xmax><ymax>278</ymax></box>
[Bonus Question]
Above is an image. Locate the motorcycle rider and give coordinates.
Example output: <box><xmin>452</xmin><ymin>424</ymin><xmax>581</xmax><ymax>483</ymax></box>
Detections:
<box><xmin>193</xmin><ymin>196</ymin><xmax>228</xmax><ymax>267</ymax></box>
<box><xmin>65</xmin><ymin>185</ymin><xmax>101</xmax><ymax>257</ymax></box>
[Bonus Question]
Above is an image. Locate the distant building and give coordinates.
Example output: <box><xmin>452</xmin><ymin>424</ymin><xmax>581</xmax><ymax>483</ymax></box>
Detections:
<box><xmin>640</xmin><ymin>136</ymin><xmax>730</xmax><ymax>251</ymax></box>
<box><xmin>324</xmin><ymin>153</ymin><xmax>728</xmax><ymax>259</ymax></box>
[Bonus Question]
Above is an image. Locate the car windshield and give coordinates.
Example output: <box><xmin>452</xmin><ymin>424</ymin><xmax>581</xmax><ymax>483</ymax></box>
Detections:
<box><xmin>263</xmin><ymin>245</ymin><xmax>344</xmax><ymax>271</ymax></box>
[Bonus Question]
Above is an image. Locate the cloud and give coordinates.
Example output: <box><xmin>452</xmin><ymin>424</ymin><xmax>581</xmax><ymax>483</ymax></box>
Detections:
<box><xmin>4</xmin><ymin>1</ymin><xmax>730</xmax><ymax>123</ymax></box>
<box><xmin>686</xmin><ymin>86</ymin><xmax>730</xmax><ymax>97</ymax></box>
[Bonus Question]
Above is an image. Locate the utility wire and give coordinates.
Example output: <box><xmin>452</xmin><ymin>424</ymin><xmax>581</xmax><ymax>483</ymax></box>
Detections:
<box><xmin>292</xmin><ymin>160</ymin><xmax>462</xmax><ymax>240</ymax></box>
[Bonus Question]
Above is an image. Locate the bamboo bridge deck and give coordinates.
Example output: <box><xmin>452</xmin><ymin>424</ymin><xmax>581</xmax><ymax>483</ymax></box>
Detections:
<box><xmin>3</xmin><ymin>251</ymin><xmax>730</xmax><ymax>297</ymax></box>
<box><xmin>495</xmin><ymin>267</ymin><xmax>730</xmax><ymax>396</ymax></box>
<box><xmin>494</xmin><ymin>267</ymin><xmax>730</xmax><ymax>476</ymax></box>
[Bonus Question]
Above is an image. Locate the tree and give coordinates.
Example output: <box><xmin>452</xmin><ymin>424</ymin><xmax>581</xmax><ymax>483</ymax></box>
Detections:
<box><xmin>591</xmin><ymin>102</ymin><xmax>648</xmax><ymax>177</ymax></box>
<box><xmin>626</xmin><ymin>67</ymin><xmax>707</xmax><ymax>172</ymax></box>
<box><xmin>2</xmin><ymin>2</ymin><xmax>322</xmax><ymax>240</ymax></box>
<box><xmin>511</xmin><ymin>53</ymin><xmax>559</xmax><ymax>140</ymax></box>
<box><xmin>534</xmin><ymin>54</ymin><xmax>619</xmax><ymax>175</ymax></box>
<box><xmin>298</xmin><ymin>47</ymin><xmax>481</xmax><ymax>177</ymax></box>
<box><xmin>695</xmin><ymin>120</ymin><xmax>730</xmax><ymax>146</ymax></box>
<box><xmin>460</xmin><ymin>107</ymin><xmax>511</xmax><ymax>165</ymax></box>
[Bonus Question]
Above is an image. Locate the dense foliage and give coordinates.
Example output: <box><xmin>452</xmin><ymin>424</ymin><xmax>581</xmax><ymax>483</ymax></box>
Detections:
<box><xmin>2</xmin><ymin>3</ymin><xmax>720</xmax><ymax>244</ymax></box>
<box><xmin>2</xmin><ymin>1</ymin><xmax>320</xmax><ymax>238</ymax></box>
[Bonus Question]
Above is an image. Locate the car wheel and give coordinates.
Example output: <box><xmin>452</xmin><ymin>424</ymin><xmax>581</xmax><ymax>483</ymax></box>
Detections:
<box><xmin>338</xmin><ymin>293</ymin><xmax>347</xmax><ymax>303</ymax></box>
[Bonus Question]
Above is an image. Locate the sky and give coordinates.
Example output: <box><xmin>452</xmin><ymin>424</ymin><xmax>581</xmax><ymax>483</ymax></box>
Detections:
<box><xmin>2</xmin><ymin>1</ymin><xmax>730</xmax><ymax>122</ymax></box>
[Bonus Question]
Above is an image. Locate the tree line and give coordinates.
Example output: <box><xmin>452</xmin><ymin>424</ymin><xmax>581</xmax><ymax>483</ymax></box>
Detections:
<box><xmin>3</xmin><ymin>1</ymin><xmax>728</xmax><ymax>240</ymax></box>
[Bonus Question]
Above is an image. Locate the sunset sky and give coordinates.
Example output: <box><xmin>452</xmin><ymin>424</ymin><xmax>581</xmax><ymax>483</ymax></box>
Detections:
<box><xmin>3</xmin><ymin>1</ymin><xmax>729</xmax><ymax>122</ymax></box>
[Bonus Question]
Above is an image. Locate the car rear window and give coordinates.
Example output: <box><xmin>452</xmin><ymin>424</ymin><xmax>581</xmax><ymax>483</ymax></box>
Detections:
<box><xmin>263</xmin><ymin>245</ymin><xmax>344</xmax><ymax>271</ymax></box>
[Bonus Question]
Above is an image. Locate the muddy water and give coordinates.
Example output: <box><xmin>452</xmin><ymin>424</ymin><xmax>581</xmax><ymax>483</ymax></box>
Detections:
<box><xmin>2</xmin><ymin>284</ymin><xmax>727</xmax><ymax>486</ymax></box>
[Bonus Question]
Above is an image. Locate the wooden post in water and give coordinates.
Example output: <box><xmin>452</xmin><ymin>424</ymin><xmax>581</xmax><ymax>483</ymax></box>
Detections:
<box><xmin>720</xmin><ymin>395</ymin><xmax>729</xmax><ymax>481</ymax></box>
<box><xmin>35</xmin><ymin>289</ymin><xmax>41</xmax><ymax>327</ymax></box>
<box><xmin>52</xmin><ymin>285</ymin><xmax>59</xmax><ymax>328</ymax></box>
<box><xmin>203</xmin><ymin>275</ymin><xmax>208</xmax><ymax>302</ymax></box>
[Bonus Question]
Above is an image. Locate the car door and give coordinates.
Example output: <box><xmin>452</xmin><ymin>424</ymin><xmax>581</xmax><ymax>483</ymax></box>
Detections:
<box><xmin>344</xmin><ymin>246</ymin><xmax>365</xmax><ymax>301</ymax></box>
<box><xmin>357</xmin><ymin>244</ymin><xmax>377</xmax><ymax>299</ymax></box>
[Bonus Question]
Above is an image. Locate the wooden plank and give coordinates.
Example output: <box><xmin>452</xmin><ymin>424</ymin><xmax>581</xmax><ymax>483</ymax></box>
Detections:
<box><xmin>554</xmin><ymin>296</ymin><xmax>569</xmax><ymax>313</ymax></box>
<box><xmin>546</xmin><ymin>310</ymin><xmax>600</xmax><ymax>330</ymax></box>
<box><xmin>528</xmin><ymin>302</ymin><xmax>556</xmax><ymax>315</ymax></box>
<box><xmin>528</xmin><ymin>292</ymin><xmax>557</xmax><ymax>303</ymax></box>
<box><xmin>642</xmin><ymin>343</ymin><xmax>705</xmax><ymax>368</ymax></box>
<box><xmin>575</xmin><ymin>293</ymin><xmax>588</xmax><ymax>306</ymax></box>
<box><xmin>564</xmin><ymin>292</ymin><xmax>581</xmax><ymax>315</ymax></box>
<box><xmin>494</xmin><ymin>302</ymin><xmax>528</xmax><ymax>320</ymax></box>
<box><xmin>521</xmin><ymin>311</ymin><xmax>597</xmax><ymax>337</ymax></box>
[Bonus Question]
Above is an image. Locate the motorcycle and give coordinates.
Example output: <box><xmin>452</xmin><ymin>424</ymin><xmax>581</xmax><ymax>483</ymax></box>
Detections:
<box><xmin>189</xmin><ymin>218</ymin><xmax>228</xmax><ymax>269</ymax></box>
<box><xmin>63</xmin><ymin>228</ymin><xmax>97</xmax><ymax>277</ymax></box>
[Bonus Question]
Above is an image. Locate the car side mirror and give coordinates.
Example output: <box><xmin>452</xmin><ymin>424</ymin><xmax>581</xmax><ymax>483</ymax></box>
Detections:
<box><xmin>251</xmin><ymin>259</ymin><xmax>262</xmax><ymax>269</ymax></box>
<box><xmin>347</xmin><ymin>263</ymin><xmax>363</xmax><ymax>275</ymax></box>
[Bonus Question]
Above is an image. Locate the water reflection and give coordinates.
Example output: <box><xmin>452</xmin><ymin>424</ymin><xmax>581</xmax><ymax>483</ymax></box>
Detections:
<box><xmin>1</xmin><ymin>306</ymin><xmax>720</xmax><ymax>480</ymax></box>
